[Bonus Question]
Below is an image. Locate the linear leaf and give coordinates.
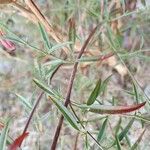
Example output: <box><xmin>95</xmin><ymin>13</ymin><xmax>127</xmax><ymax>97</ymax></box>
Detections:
<box><xmin>48</xmin><ymin>41</ymin><xmax>72</xmax><ymax>53</ymax></box>
<box><xmin>15</xmin><ymin>93</ymin><xmax>32</xmax><ymax>110</ymax></box>
<box><xmin>118</xmin><ymin>118</ymin><xmax>134</xmax><ymax>141</ymax></box>
<box><xmin>109</xmin><ymin>118</ymin><xmax>135</xmax><ymax>148</ymax></box>
<box><xmin>100</xmin><ymin>75</ymin><xmax>112</xmax><ymax>95</ymax></box>
<box><xmin>130</xmin><ymin>129</ymin><xmax>146</xmax><ymax>150</ymax></box>
<box><xmin>85</xmin><ymin>133</ymin><xmax>88</xmax><ymax>149</ymax></box>
<box><xmin>49</xmin><ymin>97</ymin><xmax>79</xmax><ymax>130</ymax></box>
<box><xmin>33</xmin><ymin>78</ymin><xmax>54</xmax><ymax>96</ymax></box>
<box><xmin>0</xmin><ymin>118</ymin><xmax>11</xmax><ymax>150</ymax></box>
<box><xmin>115</xmin><ymin>135</ymin><xmax>122</xmax><ymax>150</ymax></box>
<box><xmin>68</xmin><ymin>18</ymin><xmax>76</xmax><ymax>50</ymax></box>
<box><xmin>38</xmin><ymin>23</ymin><xmax>51</xmax><ymax>50</ymax></box>
<box><xmin>87</xmin><ymin>79</ymin><xmax>102</xmax><ymax>105</ymax></box>
<box><xmin>115</xmin><ymin>117</ymin><xmax>122</xmax><ymax>135</ymax></box>
<box><xmin>133</xmin><ymin>83</ymin><xmax>139</xmax><ymax>104</ymax></box>
<box><xmin>72</xmin><ymin>102</ymin><xmax>146</xmax><ymax>114</ymax></box>
<box><xmin>97</xmin><ymin>117</ymin><xmax>108</xmax><ymax>142</ymax></box>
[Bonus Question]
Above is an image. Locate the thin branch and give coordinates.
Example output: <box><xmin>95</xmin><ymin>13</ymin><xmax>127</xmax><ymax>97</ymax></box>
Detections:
<box><xmin>20</xmin><ymin>91</ymin><xmax>44</xmax><ymax>146</ymax></box>
<box><xmin>50</xmin><ymin>25</ymin><xmax>100</xmax><ymax>150</ymax></box>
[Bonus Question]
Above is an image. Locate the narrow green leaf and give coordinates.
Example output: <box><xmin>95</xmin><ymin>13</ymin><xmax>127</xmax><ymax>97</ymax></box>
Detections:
<box><xmin>85</xmin><ymin>133</ymin><xmax>89</xmax><ymax>149</ymax></box>
<box><xmin>68</xmin><ymin>18</ymin><xmax>76</xmax><ymax>50</ymax></box>
<box><xmin>100</xmin><ymin>75</ymin><xmax>112</xmax><ymax>95</ymax></box>
<box><xmin>118</xmin><ymin>118</ymin><xmax>134</xmax><ymax>141</ymax></box>
<box><xmin>115</xmin><ymin>135</ymin><xmax>122</xmax><ymax>150</ymax></box>
<box><xmin>33</xmin><ymin>78</ymin><xmax>54</xmax><ymax>96</ymax></box>
<box><xmin>115</xmin><ymin>118</ymin><xmax>122</xmax><ymax>135</ymax></box>
<box><xmin>15</xmin><ymin>93</ymin><xmax>32</xmax><ymax>110</ymax></box>
<box><xmin>130</xmin><ymin>129</ymin><xmax>146</xmax><ymax>150</ymax></box>
<box><xmin>49</xmin><ymin>96</ymin><xmax>79</xmax><ymax>130</ymax></box>
<box><xmin>134</xmin><ymin>115</ymin><xmax>150</xmax><ymax>123</ymax></box>
<box><xmin>43</xmin><ymin>59</ymin><xmax>64</xmax><ymax>66</ymax></box>
<box><xmin>38</xmin><ymin>23</ymin><xmax>51</xmax><ymax>50</ymax></box>
<box><xmin>97</xmin><ymin>117</ymin><xmax>108</xmax><ymax>142</ymax></box>
<box><xmin>124</xmin><ymin>133</ymin><xmax>131</xmax><ymax>147</ymax></box>
<box><xmin>109</xmin><ymin>118</ymin><xmax>134</xmax><ymax>148</ymax></box>
<box><xmin>34</xmin><ymin>59</ymin><xmax>45</xmax><ymax>79</ymax></box>
<box><xmin>45</xmin><ymin>63</ymin><xmax>62</xmax><ymax>79</ymax></box>
<box><xmin>43</xmin><ymin>59</ymin><xmax>64</xmax><ymax>79</ymax></box>
<box><xmin>0</xmin><ymin>118</ymin><xmax>11</xmax><ymax>150</ymax></box>
<box><xmin>48</xmin><ymin>41</ymin><xmax>72</xmax><ymax>53</ymax></box>
<box><xmin>133</xmin><ymin>83</ymin><xmax>139</xmax><ymax>104</ymax></box>
<box><xmin>87</xmin><ymin>79</ymin><xmax>102</xmax><ymax>105</ymax></box>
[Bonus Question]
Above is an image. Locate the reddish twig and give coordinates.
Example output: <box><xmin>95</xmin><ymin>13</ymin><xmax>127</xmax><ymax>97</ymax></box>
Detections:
<box><xmin>20</xmin><ymin>91</ymin><xmax>44</xmax><ymax>146</ymax></box>
<box><xmin>50</xmin><ymin>25</ymin><xmax>99</xmax><ymax>150</ymax></box>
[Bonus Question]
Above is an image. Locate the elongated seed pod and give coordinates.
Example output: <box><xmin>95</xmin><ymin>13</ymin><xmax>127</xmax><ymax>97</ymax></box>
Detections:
<box><xmin>0</xmin><ymin>0</ymin><xmax>15</xmax><ymax>4</ymax></box>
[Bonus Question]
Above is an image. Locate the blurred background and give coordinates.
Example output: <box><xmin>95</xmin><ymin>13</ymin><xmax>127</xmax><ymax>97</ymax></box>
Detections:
<box><xmin>0</xmin><ymin>0</ymin><xmax>150</xmax><ymax>149</ymax></box>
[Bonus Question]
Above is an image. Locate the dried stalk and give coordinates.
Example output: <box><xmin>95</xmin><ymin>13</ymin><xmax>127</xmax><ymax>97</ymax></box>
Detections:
<box><xmin>12</xmin><ymin>2</ymin><xmax>38</xmax><ymax>23</ymax></box>
<box><xmin>24</xmin><ymin>0</ymin><xmax>68</xmax><ymax>54</ymax></box>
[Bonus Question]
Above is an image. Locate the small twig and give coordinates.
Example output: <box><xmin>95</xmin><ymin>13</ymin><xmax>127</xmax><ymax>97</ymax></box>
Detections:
<box><xmin>20</xmin><ymin>91</ymin><xmax>44</xmax><ymax>146</ymax></box>
<box><xmin>50</xmin><ymin>25</ymin><xmax>100</xmax><ymax>150</ymax></box>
